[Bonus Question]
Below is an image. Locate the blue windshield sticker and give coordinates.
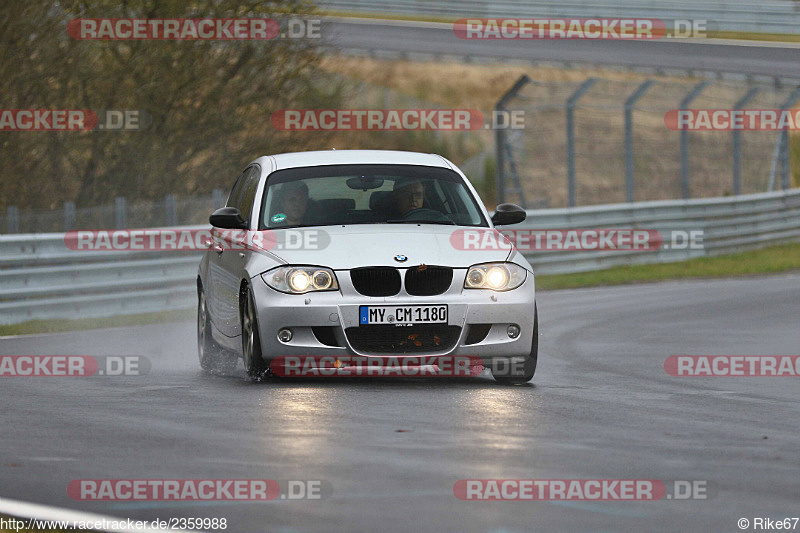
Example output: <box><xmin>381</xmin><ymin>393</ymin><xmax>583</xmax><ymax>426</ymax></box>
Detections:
<box><xmin>271</xmin><ymin>213</ymin><xmax>287</xmax><ymax>223</ymax></box>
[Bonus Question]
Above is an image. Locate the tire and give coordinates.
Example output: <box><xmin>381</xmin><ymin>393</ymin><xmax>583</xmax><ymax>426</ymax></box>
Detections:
<box><xmin>492</xmin><ymin>304</ymin><xmax>538</xmax><ymax>384</ymax></box>
<box><xmin>198</xmin><ymin>288</ymin><xmax>238</xmax><ymax>374</ymax></box>
<box><xmin>241</xmin><ymin>285</ymin><xmax>270</xmax><ymax>379</ymax></box>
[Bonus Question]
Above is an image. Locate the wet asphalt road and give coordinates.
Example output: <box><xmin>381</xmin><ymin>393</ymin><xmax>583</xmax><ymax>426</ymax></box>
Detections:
<box><xmin>326</xmin><ymin>19</ymin><xmax>800</xmax><ymax>79</ymax></box>
<box><xmin>1</xmin><ymin>275</ymin><xmax>799</xmax><ymax>532</ymax></box>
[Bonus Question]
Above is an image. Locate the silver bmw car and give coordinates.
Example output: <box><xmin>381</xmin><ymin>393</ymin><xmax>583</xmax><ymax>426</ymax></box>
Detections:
<box><xmin>197</xmin><ymin>150</ymin><xmax>538</xmax><ymax>383</ymax></box>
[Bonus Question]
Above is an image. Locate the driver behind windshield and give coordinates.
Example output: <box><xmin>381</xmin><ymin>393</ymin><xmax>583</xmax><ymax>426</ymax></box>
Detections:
<box><xmin>391</xmin><ymin>178</ymin><xmax>449</xmax><ymax>222</ymax></box>
<box><xmin>393</xmin><ymin>178</ymin><xmax>425</xmax><ymax>215</ymax></box>
<box><xmin>271</xmin><ymin>181</ymin><xmax>309</xmax><ymax>226</ymax></box>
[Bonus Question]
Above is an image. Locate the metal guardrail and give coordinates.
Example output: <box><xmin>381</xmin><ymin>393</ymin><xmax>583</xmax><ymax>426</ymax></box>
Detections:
<box><xmin>520</xmin><ymin>188</ymin><xmax>800</xmax><ymax>274</ymax></box>
<box><xmin>0</xmin><ymin>188</ymin><xmax>798</xmax><ymax>325</ymax></box>
<box><xmin>320</xmin><ymin>0</ymin><xmax>800</xmax><ymax>34</ymax></box>
<box><xmin>0</xmin><ymin>232</ymin><xmax>201</xmax><ymax>324</ymax></box>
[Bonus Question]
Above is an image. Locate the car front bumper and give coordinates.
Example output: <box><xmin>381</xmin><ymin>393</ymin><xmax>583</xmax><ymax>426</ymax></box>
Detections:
<box><xmin>251</xmin><ymin>268</ymin><xmax>536</xmax><ymax>363</ymax></box>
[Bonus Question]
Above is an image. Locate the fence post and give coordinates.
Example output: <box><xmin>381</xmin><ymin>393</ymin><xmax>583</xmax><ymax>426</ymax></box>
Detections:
<box><xmin>732</xmin><ymin>87</ymin><xmax>760</xmax><ymax>195</ymax></box>
<box><xmin>566</xmin><ymin>78</ymin><xmax>598</xmax><ymax>207</ymax></box>
<box><xmin>768</xmin><ymin>86</ymin><xmax>800</xmax><ymax>191</ymax></box>
<box><xmin>64</xmin><ymin>201</ymin><xmax>76</xmax><ymax>231</ymax></box>
<box><xmin>7</xmin><ymin>206</ymin><xmax>19</xmax><ymax>234</ymax></box>
<box><xmin>115</xmin><ymin>196</ymin><xmax>127</xmax><ymax>229</ymax></box>
<box><xmin>779</xmin><ymin>130</ymin><xmax>791</xmax><ymax>190</ymax></box>
<box><xmin>768</xmin><ymin>133</ymin><xmax>782</xmax><ymax>192</ymax></box>
<box><xmin>679</xmin><ymin>81</ymin><xmax>709</xmax><ymax>199</ymax></box>
<box><xmin>212</xmin><ymin>189</ymin><xmax>225</xmax><ymax>210</ymax></box>
<box><xmin>165</xmin><ymin>194</ymin><xmax>178</xmax><ymax>226</ymax></box>
<box><xmin>495</xmin><ymin>126</ymin><xmax>506</xmax><ymax>205</ymax></box>
<box><xmin>494</xmin><ymin>75</ymin><xmax>531</xmax><ymax>207</ymax></box>
<box><xmin>624</xmin><ymin>79</ymin><xmax>656</xmax><ymax>203</ymax></box>
<box><xmin>779</xmin><ymin>86</ymin><xmax>800</xmax><ymax>190</ymax></box>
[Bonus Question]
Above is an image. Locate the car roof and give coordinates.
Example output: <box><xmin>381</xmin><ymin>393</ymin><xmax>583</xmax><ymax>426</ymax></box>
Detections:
<box><xmin>266</xmin><ymin>150</ymin><xmax>451</xmax><ymax>171</ymax></box>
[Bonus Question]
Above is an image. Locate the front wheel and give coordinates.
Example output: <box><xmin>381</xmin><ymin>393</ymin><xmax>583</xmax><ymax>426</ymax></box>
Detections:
<box><xmin>198</xmin><ymin>289</ymin><xmax>238</xmax><ymax>374</ymax></box>
<box><xmin>492</xmin><ymin>304</ymin><xmax>538</xmax><ymax>384</ymax></box>
<box><xmin>241</xmin><ymin>285</ymin><xmax>270</xmax><ymax>379</ymax></box>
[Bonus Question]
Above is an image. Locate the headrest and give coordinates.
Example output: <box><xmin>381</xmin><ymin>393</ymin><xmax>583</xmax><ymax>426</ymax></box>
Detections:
<box><xmin>369</xmin><ymin>190</ymin><xmax>395</xmax><ymax>210</ymax></box>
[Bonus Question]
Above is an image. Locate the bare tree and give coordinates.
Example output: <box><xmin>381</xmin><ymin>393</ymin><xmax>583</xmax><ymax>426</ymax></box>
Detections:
<box><xmin>0</xmin><ymin>0</ymin><xmax>331</xmax><ymax>209</ymax></box>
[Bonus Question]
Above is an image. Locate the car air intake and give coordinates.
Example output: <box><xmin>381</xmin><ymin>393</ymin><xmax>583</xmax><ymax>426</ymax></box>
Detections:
<box><xmin>312</xmin><ymin>326</ymin><xmax>343</xmax><ymax>347</ymax></box>
<box><xmin>345</xmin><ymin>325</ymin><xmax>461</xmax><ymax>354</ymax></box>
<box><xmin>464</xmin><ymin>324</ymin><xmax>492</xmax><ymax>345</ymax></box>
<box><xmin>404</xmin><ymin>266</ymin><xmax>453</xmax><ymax>296</ymax></box>
<box><xmin>350</xmin><ymin>267</ymin><xmax>401</xmax><ymax>297</ymax></box>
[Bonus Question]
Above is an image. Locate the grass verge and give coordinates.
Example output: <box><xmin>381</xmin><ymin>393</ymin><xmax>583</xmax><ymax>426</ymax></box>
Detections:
<box><xmin>0</xmin><ymin>308</ymin><xmax>194</xmax><ymax>337</ymax></box>
<box><xmin>535</xmin><ymin>242</ymin><xmax>800</xmax><ymax>290</ymax></box>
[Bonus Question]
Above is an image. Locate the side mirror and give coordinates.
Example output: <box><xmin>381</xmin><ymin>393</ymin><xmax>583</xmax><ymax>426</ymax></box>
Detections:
<box><xmin>491</xmin><ymin>203</ymin><xmax>526</xmax><ymax>226</ymax></box>
<box><xmin>210</xmin><ymin>207</ymin><xmax>248</xmax><ymax>229</ymax></box>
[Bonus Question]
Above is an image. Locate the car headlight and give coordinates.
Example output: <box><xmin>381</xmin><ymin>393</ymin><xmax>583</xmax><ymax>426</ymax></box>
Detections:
<box><xmin>464</xmin><ymin>262</ymin><xmax>526</xmax><ymax>291</ymax></box>
<box><xmin>262</xmin><ymin>266</ymin><xmax>339</xmax><ymax>294</ymax></box>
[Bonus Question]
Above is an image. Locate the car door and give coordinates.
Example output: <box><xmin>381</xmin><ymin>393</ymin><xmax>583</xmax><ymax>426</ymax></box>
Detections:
<box><xmin>213</xmin><ymin>164</ymin><xmax>262</xmax><ymax>338</ymax></box>
<box><xmin>207</xmin><ymin>166</ymin><xmax>250</xmax><ymax>336</ymax></box>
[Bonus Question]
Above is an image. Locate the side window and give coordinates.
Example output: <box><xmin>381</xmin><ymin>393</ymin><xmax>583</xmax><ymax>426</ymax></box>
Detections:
<box><xmin>226</xmin><ymin>168</ymin><xmax>249</xmax><ymax>209</ymax></box>
<box><xmin>237</xmin><ymin>166</ymin><xmax>261</xmax><ymax>223</ymax></box>
<box><xmin>225</xmin><ymin>166</ymin><xmax>261</xmax><ymax>225</ymax></box>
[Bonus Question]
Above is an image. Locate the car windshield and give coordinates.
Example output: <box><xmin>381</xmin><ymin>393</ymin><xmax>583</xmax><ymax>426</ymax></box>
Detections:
<box><xmin>259</xmin><ymin>164</ymin><xmax>488</xmax><ymax>229</ymax></box>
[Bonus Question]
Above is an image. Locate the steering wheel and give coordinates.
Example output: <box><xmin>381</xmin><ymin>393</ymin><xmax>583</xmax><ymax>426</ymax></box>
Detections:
<box><xmin>402</xmin><ymin>208</ymin><xmax>450</xmax><ymax>222</ymax></box>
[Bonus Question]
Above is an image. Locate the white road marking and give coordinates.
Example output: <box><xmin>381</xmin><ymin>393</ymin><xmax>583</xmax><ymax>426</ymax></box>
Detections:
<box><xmin>0</xmin><ymin>497</ymin><xmax>196</xmax><ymax>533</ymax></box>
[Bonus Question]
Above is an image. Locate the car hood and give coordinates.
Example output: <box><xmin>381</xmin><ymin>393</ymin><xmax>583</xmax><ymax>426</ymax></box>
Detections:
<box><xmin>253</xmin><ymin>225</ymin><xmax>512</xmax><ymax>270</ymax></box>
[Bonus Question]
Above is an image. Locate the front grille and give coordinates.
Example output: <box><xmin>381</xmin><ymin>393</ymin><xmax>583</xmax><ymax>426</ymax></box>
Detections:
<box><xmin>404</xmin><ymin>266</ymin><xmax>453</xmax><ymax>296</ymax></box>
<box><xmin>350</xmin><ymin>267</ymin><xmax>401</xmax><ymax>297</ymax></box>
<box><xmin>345</xmin><ymin>325</ymin><xmax>461</xmax><ymax>354</ymax></box>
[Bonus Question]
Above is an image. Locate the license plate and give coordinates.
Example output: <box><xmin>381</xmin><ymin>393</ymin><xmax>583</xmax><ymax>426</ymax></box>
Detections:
<box><xmin>359</xmin><ymin>305</ymin><xmax>448</xmax><ymax>325</ymax></box>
